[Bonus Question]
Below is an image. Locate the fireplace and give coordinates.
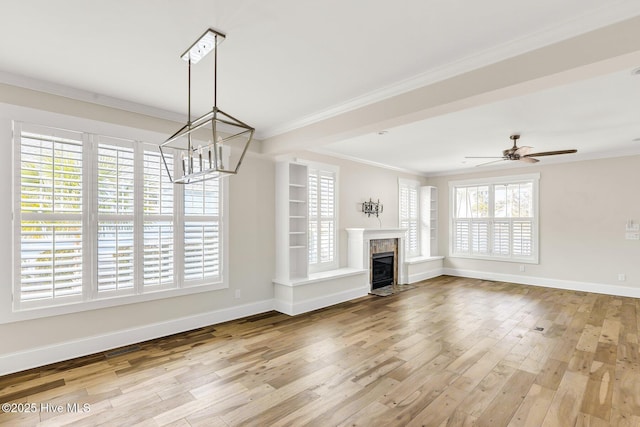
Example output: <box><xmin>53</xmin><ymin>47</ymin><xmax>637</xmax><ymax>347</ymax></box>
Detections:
<box><xmin>371</xmin><ymin>251</ymin><xmax>394</xmax><ymax>289</ymax></box>
<box><xmin>345</xmin><ymin>228</ymin><xmax>407</xmax><ymax>291</ymax></box>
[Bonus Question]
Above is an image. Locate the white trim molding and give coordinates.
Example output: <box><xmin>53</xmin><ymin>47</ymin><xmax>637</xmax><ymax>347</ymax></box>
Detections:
<box><xmin>274</xmin><ymin>286</ymin><xmax>368</xmax><ymax>317</ymax></box>
<box><xmin>273</xmin><ymin>268</ymin><xmax>368</xmax><ymax>316</ymax></box>
<box><xmin>443</xmin><ymin>268</ymin><xmax>640</xmax><ymax>299</ymax></box>
<box><xmin>408</xmin><ymin>268</ymin><xmax>444</xmax><ymax>284</ymax></box>
<box><xmin>0</xmin><ymin>299</ymin><xmax>274</xmax><ymax>376</ymax></box>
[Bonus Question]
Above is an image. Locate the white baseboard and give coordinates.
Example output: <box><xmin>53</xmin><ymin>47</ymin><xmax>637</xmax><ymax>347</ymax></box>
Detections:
<box><xmin>408</xmin><ymin>268</ymin><xmax>444</xmax><ymax>284</ymax></box>
<box><xmin>0</xmin><ymin>299</ymin><xmax>274</xmax><ymax>376</ymax></box>
<box><xmin>7</xmin><ymin>269</ymin><xmax>637</xmax><ymax>376</ymax></box>
<box><xmin>274</xmin><ymin>287</ymin><xmax>369</xmax><ymax>316</ymax></box>
<box><xmin>443</xmin><ymin>268</ymin><xmax>640</xmax><ymax>298</ymax></box>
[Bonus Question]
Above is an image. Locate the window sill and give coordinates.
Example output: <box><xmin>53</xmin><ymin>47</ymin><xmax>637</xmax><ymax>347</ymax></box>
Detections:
<box><xmin>405</xmin><ymin>255</ymin><xmax>444</xmax><ymax>265</ymax></box>
<box><xmin>273</xmin><ymin>268</ymin><xmax>367</xmax><ymax>287</ymax></box>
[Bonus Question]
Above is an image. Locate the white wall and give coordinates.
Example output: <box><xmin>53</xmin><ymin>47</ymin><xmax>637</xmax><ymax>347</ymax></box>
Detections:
<box><xmin>286</xmin><ymin>151</ymin><xmax>428</xmax><ymax>267</ymax></box>
<box><xmin>429</xmin><ymin>156</ymin><xmax>640</xmax><ymax>294</ymax></box>
<box><xmin>0</xmin><ymin>86</ymin><xmax>276</xmax><ymax>373</ymax></box>
<box><xmin>0</xmin><ymin>85</ymin><xmax>429</xmax><ymax>374</ymax></box>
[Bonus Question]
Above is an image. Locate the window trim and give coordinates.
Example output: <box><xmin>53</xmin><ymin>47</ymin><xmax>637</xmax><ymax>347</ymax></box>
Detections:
<box><xmin>448</xmin><ymin>173</ymin><xmax>540</xmax><ymax>264</ymax></box>
<box><xmin>6</xmin><ymin>115</ymin><xmax>229</xmax><ymax>324</ymax></box>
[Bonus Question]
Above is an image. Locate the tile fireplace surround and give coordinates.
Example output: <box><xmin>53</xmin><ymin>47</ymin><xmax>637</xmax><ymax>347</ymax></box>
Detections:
<box><xmin>346</xmin><ymin>228</ymin><xmax>408</xmax><ymax>290</ymax></box>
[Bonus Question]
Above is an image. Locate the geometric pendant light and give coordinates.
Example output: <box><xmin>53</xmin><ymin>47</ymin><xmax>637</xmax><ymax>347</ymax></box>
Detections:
<box><xmin>160</xmin><ymin>28</ymin><xmax>255</xmax><ymax>184</ymax></box>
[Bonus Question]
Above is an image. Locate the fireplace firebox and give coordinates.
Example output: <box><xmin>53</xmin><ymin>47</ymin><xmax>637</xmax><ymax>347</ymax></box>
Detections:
<box><xmin>371</xmin><ymin>251</ymin><xmax>394</xmax><ymax>289</ymax></box>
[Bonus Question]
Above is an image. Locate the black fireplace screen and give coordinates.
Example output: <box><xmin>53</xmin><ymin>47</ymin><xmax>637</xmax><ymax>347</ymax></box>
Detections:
<box><xmin>371</xmin><ymin>251</ymin><xmax>394</xmax><ymax>289</ymax></box>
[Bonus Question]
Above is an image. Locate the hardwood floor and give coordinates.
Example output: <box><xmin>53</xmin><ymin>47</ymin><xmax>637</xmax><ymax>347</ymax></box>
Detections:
<box><xmin>2</xmin><ymin>275</ymin><xmax>640</xmax><ymax>426</ymax></box>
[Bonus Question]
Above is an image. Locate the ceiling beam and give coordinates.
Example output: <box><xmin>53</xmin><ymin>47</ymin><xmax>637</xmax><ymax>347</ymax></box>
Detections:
<box><xmin>261</xmin><ymin>15</ymin><xmax>640</xmax><ymax>155</ymax></box>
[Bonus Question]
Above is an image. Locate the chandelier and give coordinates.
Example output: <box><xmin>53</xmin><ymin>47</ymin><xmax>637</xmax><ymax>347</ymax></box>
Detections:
<box><xmin>160</xmin><ymin>28</ymin><xmax>255</xmax><ymax>184</ymax></box>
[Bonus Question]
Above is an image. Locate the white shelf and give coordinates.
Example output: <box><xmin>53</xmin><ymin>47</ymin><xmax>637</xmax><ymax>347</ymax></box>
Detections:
<box><xmin>276</xmin><ymin>161</ymin><xmax>310</xmax><ymax>282</ymax></box>
<box><xmin>421</xmin><ymin>186</ymin><xmax>438</xmax><ymax>257</ymax></box>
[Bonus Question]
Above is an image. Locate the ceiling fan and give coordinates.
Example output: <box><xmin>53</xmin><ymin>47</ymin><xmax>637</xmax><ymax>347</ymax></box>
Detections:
<box><xmin>466</xmin><ymin>134</ymin><xmax>577</xmax><ymax>166</ymax></box>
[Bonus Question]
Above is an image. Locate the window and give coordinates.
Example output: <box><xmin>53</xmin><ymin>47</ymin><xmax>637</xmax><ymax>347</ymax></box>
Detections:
<box><xmin>142</xmin><ymin>147</ymin><xmax>174</xmax><ymax>288</ymax></box>
<box><xmin>14</xmin><ymin>122</ymin><xmax>225</xmax><ymax>313</ymax></box>
<box><xmin>308</xmin><ymin>164</ymin><xmax>338</xmax><ymax>273</ymax></box>
<box><xmin>19</xmin><ymin>127</ymin><xmax>84</xmax><ymax>305</ymax></box>
<box><xmin>184</xmin><ymin>179</ymin><xmax>221</xmax><ymax>284</ymax></box>
<box><xmin>399</xmin><ymin>179</ymin><xmax>420</xmax><ymax>257</ymax></box>
<box><xmin>96</xmin><ymin>137</ymin><xmax>135</xmax><ymax>294</ymax></box>
<box><xmin>450</xmin><ymin>174</ymin><xmax>539</xmax><ymax>263</ymax></box>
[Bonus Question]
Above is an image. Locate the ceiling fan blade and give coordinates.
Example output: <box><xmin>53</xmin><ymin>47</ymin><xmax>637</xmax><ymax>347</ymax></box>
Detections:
<box><xmin>525</xmin><ymin>149</ymin><xmax>577</xmax><ymax>157</ymax></box>
<box><xmin>519</xmin><ymin>157</ymin><xmax>539</xmax><ymax>163</ymax></box>
<box><xmin>514</xmin><ymin>146</ymin><xmax>533</xmax><ymax>156</ymax></box>
<box><xmin>475</xmin><ymin>159</ymin><xmax>507</xmax><ymax>167</ymax></box>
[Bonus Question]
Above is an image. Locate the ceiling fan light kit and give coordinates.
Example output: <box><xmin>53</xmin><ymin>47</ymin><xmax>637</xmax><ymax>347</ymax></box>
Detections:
<box><xmin>160</xmin><ymin>28</ymin><xmax>255</xmax><ymax>184</ymax></box>
<box><xmin>466</xmin><ymin>134</ymin><xmax>577</xmax><ymax>167</ymax></box>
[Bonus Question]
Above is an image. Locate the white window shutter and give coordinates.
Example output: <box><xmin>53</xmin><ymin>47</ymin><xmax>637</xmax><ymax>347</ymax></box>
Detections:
<box><xmin>512</xmin><ymin>220</ymin><xmax>533</xmax><ymax>256</ymax></box>
<box><xmin>493</xmin><ymin>221</ymin><xmax>510</xmax><ymax>255</ymax></box>
<box><xmin>183</xmin><ymin>179</ymin><xmax>221</xmax><ymax>283</ymax></box>
<box><xmin>471</xmin><ymin>221</ymin><xmax>489</xmax><ymax>254</ymax></box>
<box><xmin>15</xmin><ymin>122</ymin><xmax>226</xmax><ymax>313</ymax></box>
<box><xmin>453</xmin><ymin>220</ymin><xmax>470</xmax><ymax>254</ymax></box>
<box><xmin>20</xmin><ymin>221</ymin><xmax>83</xmax><ymax>301</ymax></box>
<box><xmin>97</xmin><ymin>142</ymin><xmax>135</xmax><ymax>293</ymax></box>
<box><xmin>308</xmin><ymin>167</ymin><xmax>336</xmax><ymax>271</ymax></box>
<box><xmin>451</xmin><ymin>175</ymin><xmax>538</xmax><ymax>262</ymax></box>
<box><xmin>97</xmin><ymin>222</ymin><xmax>135</xmax><ymax>292</ymax></box>
<box><xmin>142</xmin><ymin>149</ymin><xmax>174</xmax><ymax>287</ymax></box>
<box><xmin>19</xmin><ymin>131</ymin><xmax>84</xmax><ymax>303</ymax></box>
<box><xmin>399</xmin><ymin>181</ymin><xmax>419</xmax><ymax>257</ymax></box>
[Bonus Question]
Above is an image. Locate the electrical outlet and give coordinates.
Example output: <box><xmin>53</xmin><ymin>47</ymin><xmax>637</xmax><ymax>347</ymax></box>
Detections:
<box><xmin>618</xmin><ymin>273</ymin><xmax>626</xmax><ymax>282</ymax></box>
<box><xmin>519</xmin><ymin>265</ymin><xmax>525</xmax><ymax>273</ymax></box>
<box><xmin>234</xmin><ymin>289</ymin><xmax>242</xmax><ymax>299</ymax></box>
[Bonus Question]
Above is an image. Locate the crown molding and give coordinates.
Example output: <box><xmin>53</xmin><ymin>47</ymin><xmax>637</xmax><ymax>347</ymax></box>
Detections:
<box><xmin>1</xmin><ymin>3</ymin><xmax>639</xmax><ymax>144</ymax></box>
<box><xmin>261</xmin><ymin>3</ymin><xmax>640</xmax><ymax>139</ymax></box>
<box><xmin>310</xmin><ymin>147</ymin><xmax>429</xmax><ymax>177</ymax></box>
<box><xmin>0</xmin><ymin>70</ymin><xmax>186</xmax><ymax>124</ymax></box>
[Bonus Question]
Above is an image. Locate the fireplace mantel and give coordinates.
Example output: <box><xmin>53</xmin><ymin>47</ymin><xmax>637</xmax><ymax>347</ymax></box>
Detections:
<box><xmin>346</xmin><ymin>228</ymin><xmax>408</xmax><ymax>288</ymax></box>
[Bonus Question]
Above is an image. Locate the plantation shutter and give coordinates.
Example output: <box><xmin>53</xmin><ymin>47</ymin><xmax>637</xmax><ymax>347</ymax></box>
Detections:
<box><xmin>308</xmin><ymin>173</ymin><xmax>318</xmax><ymax>265</ymax></box>
<box><xmin>14</xmin><ymin>121</ymin><xmax>230</xmax><ymax>315</ymax></box>
<box><xmin>451</xmin><ymin>176</ymin><xmax>537</xmax><ymax>261</ymax></box>
<box><xmin>142</xmin><ymin>149</ymin><xmax>174</xmax><ymax>287</ymax></box>
<box><xmin>184</xmin><ymin>178</ymin><xmax>221</xmax><ymax>283</ymax></box>
<box><xmin>319</xmin><ymin>172</ymin><xmax>335</xmax><ymax>263</ymax></box>
<box><xmin>453</xmin><ymin>220</ymin><xmax>470</xmax><ymax>254</ymax></box>
<box><xmin>471</xmin><ymin>221</ymin><xmax>489</xmax><ymax>254</ymax></box>
<box><xmin>308</xmin><ymin>167</ymin><xmax>336</xmax><ymax>271</ymax></box>
<box><xmin>399</xmin><ymin>182</ymin><xmax>419</xmax><ymax>257</ymax></box>
<box><xmin>512</xmin><ymin>221</ymin><xmax>533</xmax><ymax>256</ymax></box>
<box><xmin>493</xmin><ymin>221</ymin><xmax>510</xmax><ymax>255</ymax></box>
<box><xmin>97</xmin><ymin>140</ymin><xmax>135</xmax><ymax>292</ymax></box>
<box><xmin>19</xmin><ymin>129</ymin><xmax>84</xmax><ymax>303</ymax></box>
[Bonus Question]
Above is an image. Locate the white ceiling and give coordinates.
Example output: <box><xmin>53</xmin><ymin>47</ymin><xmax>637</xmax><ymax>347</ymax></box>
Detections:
<box><xmin>321</xmin><ymin>69</ymin><xmax>640</xmax><ymax>175</ymax></box>
<box><xmin>2</xmin><ymin>0</ymin><xmax>640</xmax><ymax>175</ymax></box>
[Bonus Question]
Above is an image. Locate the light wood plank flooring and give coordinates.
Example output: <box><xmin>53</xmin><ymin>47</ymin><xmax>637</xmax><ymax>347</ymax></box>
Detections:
<box><xmin>2</xmin><ymin>276</ymin><xmax>640</xmax><ymax>426</ymax></box>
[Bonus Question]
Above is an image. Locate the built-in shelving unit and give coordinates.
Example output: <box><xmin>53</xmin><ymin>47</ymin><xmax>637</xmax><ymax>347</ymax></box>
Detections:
<box><xmin>420</xmin><ymin>186</ymin><xmax>438</xmax><ymax>256</ymax></box>
<box><xmin>276</xmin><ymin>161</ymin><xmax>309</xmax><ymax>282</ymax></box>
